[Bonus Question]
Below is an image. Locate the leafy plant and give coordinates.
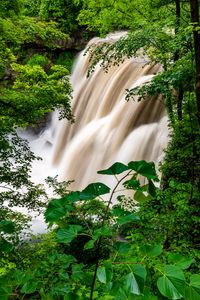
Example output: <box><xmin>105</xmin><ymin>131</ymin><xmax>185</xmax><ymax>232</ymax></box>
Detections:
<box><xmin>1</xmin><ymin>161</ymin><xmax>198</xmax><ymax>299</ymax></box>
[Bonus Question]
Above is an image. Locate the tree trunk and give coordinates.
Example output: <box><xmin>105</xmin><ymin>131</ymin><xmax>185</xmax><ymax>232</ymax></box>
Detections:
<box><xmin>175</xmin><ymin>0</ymin><xmax>183</xmax><ymax>120</ymax></box>
<box><xmin>189</xmin><ymin>0</ymin><xmax>200</xmax><ymax>126</ymax></box>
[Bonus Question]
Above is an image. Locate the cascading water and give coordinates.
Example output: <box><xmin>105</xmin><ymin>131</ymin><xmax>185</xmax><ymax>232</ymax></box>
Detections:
<box><xmin>27</xmin><ymin>33</ymin><xmax>169</xmax><ymax>232</ymax></box>
<box><xmin>50</xmin><ymin>33</ymin><xmax>169</xmax><ymax>191</ymax></box>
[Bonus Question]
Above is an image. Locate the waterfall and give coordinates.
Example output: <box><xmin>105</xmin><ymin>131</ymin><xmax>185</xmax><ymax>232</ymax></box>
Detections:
<box><xmin>18</xmin><ymin>32</ymin><xmax>169</xmax><ymax>233</ymax></box>
<box><xmin>50</xmin><ymin>33</ymin><xmax>169</xmax><ymax>191</ymax></box>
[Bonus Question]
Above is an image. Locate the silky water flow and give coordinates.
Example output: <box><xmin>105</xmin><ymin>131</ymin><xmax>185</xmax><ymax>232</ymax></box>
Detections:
<box><xmin>26</xmin><ymin>33</ymin><xmax>169</xmax><ymax>233</ymax></box>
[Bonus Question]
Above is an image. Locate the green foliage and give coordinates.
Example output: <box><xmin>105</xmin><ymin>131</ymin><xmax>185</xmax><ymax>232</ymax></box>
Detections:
<box><xmin>75</xmin><ymin>0</ymin><xmax>160</xmax><ymax>35</ymax></box>
<box><xmin>0</xmin><ymin>0</ymin><xmax>21</xmax><ymax>17</ymax></box>
<box><xmin>76</xmin><ymin>0</ymin><xmax>200</xmax><ymax>271</ymax></box>
<box><xmin>27</xmin><ymin>54</ymin><xmax>49</xmax><ymax>67</ymax></box>
<box><xmin>39</xmin><ymin>0</ymin><xmax>83</xmax><ymax>32</ymax></box>
<box><xmin>0</xmin><ymin>0</ymin><xmax>74</xmax><ymax>248</ymax></box>
<box><xmin>1</xmin><ymin>161</ymin><xmax>198</xmax><ymax>299</ymax></box>
<box><xmin>0</xmin><ymin>62</ymin><xmax>73</xmax><ymax>131</ymax></box>
<box><xmin>0</xmin><ymin>1</ymin><xmax>74</xmax><ymax>253</ymax></box>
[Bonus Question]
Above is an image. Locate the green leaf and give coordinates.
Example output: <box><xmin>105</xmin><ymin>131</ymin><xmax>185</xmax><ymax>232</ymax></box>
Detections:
<box><xmin>111</xmin><ymin>207</ymin><xmax>127</xmax><ymax>217</ymax></box>
<box><xmin>134</xmin><ymin>190</ymin><xmax>150</xmax><ymax>202</ymax></box>
<box><xmin>92</xmin><ymin>226</ymin><xmax>112</xmax><ymax>240</ymax></box>
<box><xmin>97</xmin><ymin>267</ymin><xmax>107</xmax><ymax>284</ymax></box>
<box><xmin>110</xmin><ymin>281</ymin><xmax>128</xmax><ymax>299</ymax></box>
<box><xmin>128</xmin><ymin>161</ymin><xmax>158</xmax><ymax>180</ymax></box>
<box><xmin>125</xmin><ymin>272</ymin><xmax>141</xmax><ymax>295</ymax></box>
<box><xmin>123</xmin><ymin>179</ymin><xmax>140</xmax><ymax>190</ymax></box>
<box><xmin>184</xmin><ymin>274</ymin><xmax>200</xmax><ymax>300</ymax></box>
<box><xmin>124</xmin><ymin>264</ymin><xmax>146</xmax><ymax>296</ymax></box>
<box><xmin>97</xmin><ymin>262</ymin><xmax>113</xmax><ymax>284</ymax></box>
<box><xmin>114</xmin><ymin>241</ymin><xmax>131</xmax><ymax>254</ymax></box>
<box><xmin>190</xmin><ymin>275</ymin><xmax>200</xmax><ymax>288</ymax></box>
<box><xmin>56</xmin><ymin>225</ymin><xmax>83</xmax><ymax>243</ymax></box>
<box><xmin>97</xmin><ymin>162</ymin><xmax>129</xmax><ymax>175</ymax></box>
<box><xmin>80</xmin><ymin>182</ymin><xmax>110</xmax><ymax>199</ymax></box>
<box><xmin>129</xmin><ymin>264</ymin><xmax>147</xmax><ymax>294</ymax></box>
<box><xmin>0</xmin><ymin>239</ymin><xmax>13</xmax><ymax>252</ymax></box>
<box><xmin>65</xmin><ymin>191</ymin><xmax>82</xmax><ymax>202</ymax></box>
<box><xmin>148</xmin><ymin>180</ymin><xmax>158</xmax><ymax>197</ymax></box>
<box><xmin>168</xmin><ymin>253</ymin><xmax>195</xmax><ymax>270</ymax></box>
<box><xmin>21</xmin><ymin>281</ymin><xmax>37</xmax><ymax>294</ymax></box>
<box><xmin>84</xmin><ymin>239</ymin><xmax>95</xmax><ymax>250</ymax></box>
<box><xmin>139</xmin><ymin>244</ymin><xmax>162</xmax><ymax>257</ymax></box>
<box><xmin>0</xmin><ymin>220</ymin><xmax>15</xmax><ymax>233</ymax></box>
<box><xmin>45</xmin><ymin>198</ymin><xmax>73</xmax><ymax>222</ymax></box>
<box><xmin>71</xmin><ymin>263</ymin><xmax>84</xmax><ymax>281</ymax></box>
<box><xmin>111</xmin><ymin>207</ymin><xmax>140</xmax><ymax>224</ymax></box>
<box><xmin>117</xmin><ymin>213</ymin><xmax>140</xmax><ymax>225</ymax></box>
<box><xmin>157</xmin><ymin>265</ymin><xmax>185</xmax><ymax>299</ymax></box>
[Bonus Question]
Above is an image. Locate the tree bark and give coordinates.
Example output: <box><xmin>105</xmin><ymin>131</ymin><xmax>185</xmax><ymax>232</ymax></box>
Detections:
<box><xmin>189</xmin><ymin>0</ymin><xmax>200</xmax><ymax>126</ymax></box>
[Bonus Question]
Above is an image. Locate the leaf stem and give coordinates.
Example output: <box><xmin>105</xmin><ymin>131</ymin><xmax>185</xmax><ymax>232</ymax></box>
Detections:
<box><xmin>90</xmin><ymin>170</ymin><xmax>132</xmax><ymax>299</ymax></box>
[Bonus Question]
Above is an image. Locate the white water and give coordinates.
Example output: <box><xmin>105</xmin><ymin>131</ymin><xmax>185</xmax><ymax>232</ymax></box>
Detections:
<box><xmin>25</xmin><ymin>33</ymin><xmax>169</xmax><ymax>233</ymax></box>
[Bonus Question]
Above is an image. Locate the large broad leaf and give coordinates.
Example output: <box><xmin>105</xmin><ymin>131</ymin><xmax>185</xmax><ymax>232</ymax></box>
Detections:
<box><xmin>45</xmin><ymin>198</ymin><xmax>73</xmax><ymax>223</ymax></box>
<box><xmin>128</xmin><ymin>161</ymin><xmax>158</xmax><ymax>180</ymax></box>
<box><xmin>80</xmin><ymin>182</ymin><xmax>110</xmax><ymax>199</ymax></box>
<box><xmin>97</xmin><ymin>262</ymin><xmax>113</xmax><ymax>284</ymax></box>
<box><xmin>56</xmin><ymin>225</ymin><xmax>83</xmax><ymax>243</ymax></box>
<box><xmin>124</xmin><ymin>264</ymin><xmax>147</xmax><ymax>295</ymax></box>
<box><xmin>139</xmin><ymin>244</ymin><xmax>162</xmax><ymax>257</ymax></box>
<box><xmin>157</xmin><ymin>265</ymin><xmax>185</xmax><ymax>299</ymax></box>
<box><xmin>185</xmin><ymin>275</ymin><xmax>200</xmax><ymax>300</ymax></box>
<box><xmin>0</xmin><ymin>220</ymin><xmax>15</xmax><ymax>233</ymax></box>
<box><xmin>97</xmin><ymin>162</ymin><xmax>129</xmax><ymax>175</ymax></box>
<box><xmin>168</xmin><ymin>253</ymin><xmax>195</xmax><ymax>270</ymax></box>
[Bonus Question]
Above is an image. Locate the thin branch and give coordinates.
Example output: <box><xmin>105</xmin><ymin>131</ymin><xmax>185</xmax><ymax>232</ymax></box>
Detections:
<box><xmin>90</xmin><ymin>170</ymin><xmax>132</xmax><ymax>300</ymax></box>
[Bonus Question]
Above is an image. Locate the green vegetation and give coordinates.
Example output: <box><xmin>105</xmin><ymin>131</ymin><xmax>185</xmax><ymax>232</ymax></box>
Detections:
<box><xmin>1</xmin><ymin>161</ymin><xmax>199</xmax><ymax>299</ymax></box>
<box><xmin>0</xmin><ymin>0</ymin><xmax>199</xmax><ymax>299</ymax></box>
<box><xmin>0</xmin><ymin>0</ymin><xmax>77</xmax><ymax>251</ymax></box>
